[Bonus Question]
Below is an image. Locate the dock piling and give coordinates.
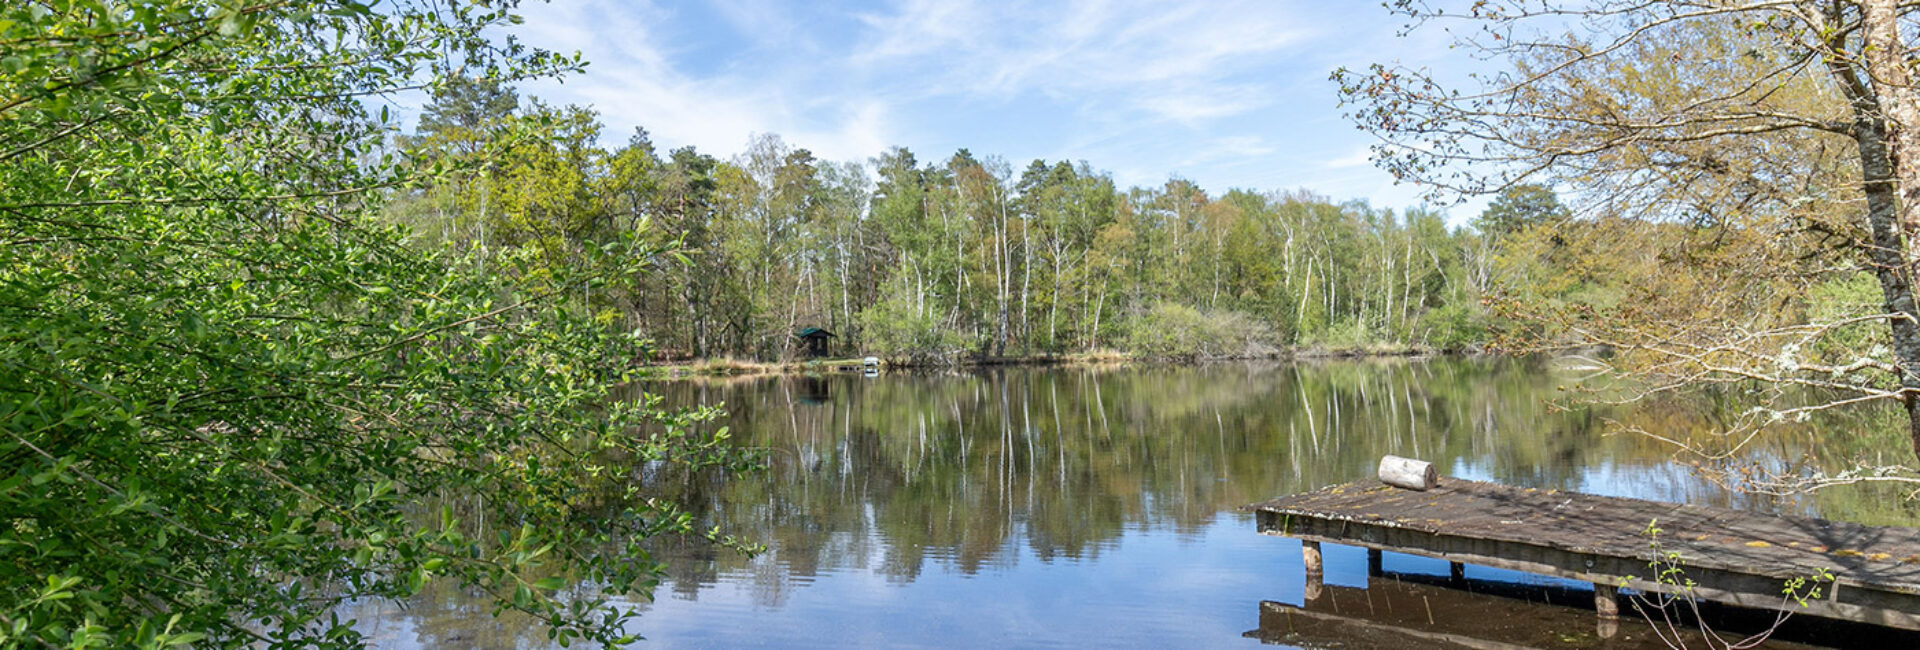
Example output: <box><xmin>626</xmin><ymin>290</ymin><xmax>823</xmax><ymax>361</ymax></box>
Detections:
<box><xmin>1594</xmin><ymin>583</ymin><xmax>1620</xmax><ymax>619</ymax></box>
<box><xmin>1302</xmin><ymin>540</ymin><xmax>1324</xmax><ymax>600</ymax></box>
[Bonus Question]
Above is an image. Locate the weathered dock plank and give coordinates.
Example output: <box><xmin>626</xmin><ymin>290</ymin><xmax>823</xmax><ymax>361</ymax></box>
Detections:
<box><xmin>1246</xmin><ymin>479</ymin><xmax>1920</xmax><ymax>631</ymax></box>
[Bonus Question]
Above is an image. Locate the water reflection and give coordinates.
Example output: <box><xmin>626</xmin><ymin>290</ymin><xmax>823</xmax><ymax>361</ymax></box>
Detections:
<box><xmin>1246</xmin><ymin>551</ymin><xmax>1917</xmax><ymax>649</ymax></box>
<box><xmin>357</xmin><ymin>358</ymin><xmax>1920</xmax><ymax>647</ymax></box>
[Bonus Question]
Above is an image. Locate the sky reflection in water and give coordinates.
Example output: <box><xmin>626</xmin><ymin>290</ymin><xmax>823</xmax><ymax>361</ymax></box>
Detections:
<box><xmin>354</xmin><ymin>358</ymin><xmax>1920</xmax><ymax>648</ymax></box>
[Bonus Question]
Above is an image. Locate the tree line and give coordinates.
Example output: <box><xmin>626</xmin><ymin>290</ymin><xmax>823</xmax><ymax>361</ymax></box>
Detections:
<box><xmin>388</xmin><ymin>78</ymin><xmax>1525</xmax><ymax>364</ymax></box>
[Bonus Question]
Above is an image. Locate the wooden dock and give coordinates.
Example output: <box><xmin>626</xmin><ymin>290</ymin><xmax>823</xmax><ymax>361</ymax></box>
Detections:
<box><xmin>1245</xmin><ymin>478</ymin><xmax>1920</xmax><ymax>632</ymax></box>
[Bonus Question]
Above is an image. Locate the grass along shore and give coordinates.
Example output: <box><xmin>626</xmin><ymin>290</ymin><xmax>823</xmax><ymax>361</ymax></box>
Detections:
<box><xmin>635</xmin><ymin>342</ymin><xmax>1471</xmax><ymax>378</ymax></box>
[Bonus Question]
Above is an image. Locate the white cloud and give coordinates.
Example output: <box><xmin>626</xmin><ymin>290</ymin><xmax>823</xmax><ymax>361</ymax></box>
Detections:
<box><xmin>704</xmin><ymin>0</ymin><xmax>800</xmax><ymax>48</ymax></box>
<box><xmin>852</xmin><ymin>0</ymin><xmax>1307</xmax><ymax>121</ymax></box>
<box><xmin>486</xmin><ymin>0</ymin><xmax>1459</xmax><ymax>213</ymax></box>
<box><xmin>1325</xmin><ymin>146</ymin><xmax>1375</xmax><ymax>169</ymax></box>
<box><xmin>510</xmin><ymin>0</ymin><xmax>894</xmax><ymax>164</ymax></box>
<box><xmin>1212</xmin><ymin>135</ymin><xmax>1276</xmax><ymax>158</ymax></box>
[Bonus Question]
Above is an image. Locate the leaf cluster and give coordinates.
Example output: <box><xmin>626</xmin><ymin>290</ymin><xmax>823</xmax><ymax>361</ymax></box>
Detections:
<box><xmin>1</xmin><ymin>1</ymin><xmax>748</xmax><ymax>647</ymax></box>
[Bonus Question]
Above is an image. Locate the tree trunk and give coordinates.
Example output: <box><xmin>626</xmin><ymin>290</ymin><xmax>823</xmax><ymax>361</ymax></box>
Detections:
<box><xmin>1021</xmin><ymin>216</ymin><xmax>1032</xmax><ymax>352</ymax></box>
<box><xmin>1298</xmin><ymin>257</ymin><xmax>1314</xmax><ymax>338</ymax></box>
<box><xmin>1833</xmin><ymin>20</ymin><xmax>1920</xmax><ymax>460</ymax></box>
<box><xmin>1853</xmin><ymin>118</ymin><xmax>1920</xmax><ymax>460</ymax></box>
<box><xmin>1862</xmin><ymin>0</ymin><xmax>1920</xmax><ymax>253</ymax></box>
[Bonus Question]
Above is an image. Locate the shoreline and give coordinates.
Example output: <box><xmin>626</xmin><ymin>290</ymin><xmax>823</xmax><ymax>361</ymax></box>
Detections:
<box><xmin>635</xmin><ymin>343</ymin><xmax>1485</xmax><ymax>378</ymax></box>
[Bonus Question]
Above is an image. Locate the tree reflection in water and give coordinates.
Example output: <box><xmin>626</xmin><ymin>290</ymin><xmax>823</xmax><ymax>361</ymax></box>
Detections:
<box><xmin>354</xmin><ymin>358</ymin><xmax>1920</xmax><ymax>647</ymax></box>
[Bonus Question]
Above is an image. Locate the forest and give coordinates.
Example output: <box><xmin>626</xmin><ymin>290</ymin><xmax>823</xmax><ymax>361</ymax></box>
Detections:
<box><xmin>387</xmin><ymin>77</ymin><xmax>1744</xmax><ymax>364</ymax></box>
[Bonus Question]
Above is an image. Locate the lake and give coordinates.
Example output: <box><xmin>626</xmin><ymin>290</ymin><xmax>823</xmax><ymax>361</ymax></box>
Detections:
<box><xmin>351</xmin><ymin>358</ymin><xmax>1920</xmax><ymax>648</ymax></box>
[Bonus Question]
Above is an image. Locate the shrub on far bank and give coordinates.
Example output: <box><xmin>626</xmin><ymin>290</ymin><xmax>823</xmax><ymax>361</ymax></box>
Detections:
<box><xmin>1121</xmin><ymin>302</ymin><xmax>1280</xmax><ymax>360</ymax></box>
<box><xmin>857</xmin><ymin>286</ymin><xmax>974</xmax><ymax>365</ymax></box>
<box><xmin>1420</xmin><ymin>302</ymin><xmax>1490</xmax><ymax>351</ymax></box>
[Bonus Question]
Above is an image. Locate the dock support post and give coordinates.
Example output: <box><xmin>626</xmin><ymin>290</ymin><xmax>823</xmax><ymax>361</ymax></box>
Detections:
<box><xmin>1366</xmin><ymin>548</ymin><xmax>1382</xmax><ymax>577</ymax></box>
<box><xmin>1594</xmin><ymin>583</ymin><xmax>1620</xmax><ymax>619</ymax></box>
<box><xmin>1301</xmin><ymin>541</ymin><xmax>1323</xmax><ymax>601</ymax></box>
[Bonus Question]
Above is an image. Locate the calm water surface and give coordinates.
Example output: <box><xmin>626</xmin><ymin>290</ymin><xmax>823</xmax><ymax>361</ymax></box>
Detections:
<box><xmin>355</xmin><ymin>358</ymin><xmax>1920</xmax><ymax>648</ymax></box>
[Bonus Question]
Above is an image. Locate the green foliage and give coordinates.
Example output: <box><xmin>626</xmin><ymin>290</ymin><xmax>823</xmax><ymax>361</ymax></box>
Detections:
<box><xmin>413</xmin><ymin>75</ymin><xmax>524</xmax><ymax>152</ymax></box>
<box><xmin>0</xmin><ymin>1</ymin><xmax>750</xmax><ymax>647</ymax></box>
<box><xmin>1476</xmin><ymin>184</ymin><xmax>1570</xmax><ymax>237</ymax></box>
<box><xmin>1304</xmin><ymin>319</ymin><xmax>1374</xmax><ymax>349</ymax></box>
<box><xmin>1421</xmin><ymin>302</ymin><xmax>1490</xmax><ymax>350</ymax></box>
<box><xmin>857</xmin><ymin>280</ymin><xmax>971</xmax><ymax>364</ymax></box>
<box><xmin>1782</xmin><ymin>567</ymin><xmax>1835</xmax><ymax>609</ymax></box>
<box><xmin>1624</xmin><ymin>519</ymin><xmax>1834</xmax><ymax>648</ymax></box>
<box><xmin>1120</xmin><ymin>302</ymin><xmax>1278</xmax><ymax>359</ymax></box>
<box><xmin>1805</xmin><ymin>272</ymin><xmax>1891</xmax><ymax>382</ymax></box>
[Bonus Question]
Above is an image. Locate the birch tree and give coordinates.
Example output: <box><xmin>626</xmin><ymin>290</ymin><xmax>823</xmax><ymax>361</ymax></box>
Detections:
<box><xmin>1338</xmin><ymin>0</ymin><xmax>1920</xmax><ymax>474</ymax></box>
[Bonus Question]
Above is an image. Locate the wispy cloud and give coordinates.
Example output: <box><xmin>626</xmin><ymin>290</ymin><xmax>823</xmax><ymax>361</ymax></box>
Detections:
<box><xmin>490</xmin><ymin>0</ymin><xmax>1454</xmax><ymax>214</ymax></box>
<box><xmin>511</xmin><ymin>0</ymin><xmax>893</xmax><ymax>163</ymax></box>
<box><xmin>1325</xmin><ymin>146</ymin><xmax>1375</xmax><ymax>169</ymax></box>
<box><xmin>852</xmin><ymin>0</ymin><xmax>1305</xmax><ymax>121</ymax></box>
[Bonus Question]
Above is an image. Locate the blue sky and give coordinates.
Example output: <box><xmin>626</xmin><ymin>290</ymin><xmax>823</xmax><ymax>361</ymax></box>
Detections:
<box><xmin>499</xmin><ymin>1</ymin><xmax>1478</xmax><ymax>218</ymax></box>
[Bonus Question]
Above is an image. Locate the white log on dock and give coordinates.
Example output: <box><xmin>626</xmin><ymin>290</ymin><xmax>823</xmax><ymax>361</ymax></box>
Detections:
<box><xmin>1377</xmin><ymin>455</ymin><xmax>1437</xmax><ymax>491</ymax></box>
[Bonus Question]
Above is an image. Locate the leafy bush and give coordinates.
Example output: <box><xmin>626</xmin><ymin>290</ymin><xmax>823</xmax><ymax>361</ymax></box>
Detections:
<box><xmin>0</xmin><ymin>2</ymin><xmax>751</xmax><ymax>647</ymax></box>
<box><xmin>1804</xmin><ymin>272</ymin><xmax>1891</xmax><ymax>384</ymax></box>
<box><xmin>1121</xmin><ymin>302</ymin><xmax>1279</xmax><ymax>359</ymax></box>
<box><xmin>856</xmin><ymin>282</ymin><xmax>973</xmax><ymax>364</ymax></box>
<box><xmin>1421</xmin><ymin>302</ymin><xmax>1491</xmax><ymax>351</ymax></box>
<box><xmin>1305</xmin><ymin>319</ymin><xmax>1376</xmax><ymax>350</ymax></box>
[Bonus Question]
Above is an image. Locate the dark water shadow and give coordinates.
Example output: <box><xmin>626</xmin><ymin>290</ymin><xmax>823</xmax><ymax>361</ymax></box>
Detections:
<box><xmin>1248</xmin><ymin>565</ymin><xmax>1920</xmax><ymax>649</ymax></box>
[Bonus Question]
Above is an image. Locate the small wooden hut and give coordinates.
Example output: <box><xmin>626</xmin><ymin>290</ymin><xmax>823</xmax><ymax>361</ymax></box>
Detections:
<box><xmin>795</xmin><ymin>327</ymin><xmax>836</xmax><ymax>358</ymax></box>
